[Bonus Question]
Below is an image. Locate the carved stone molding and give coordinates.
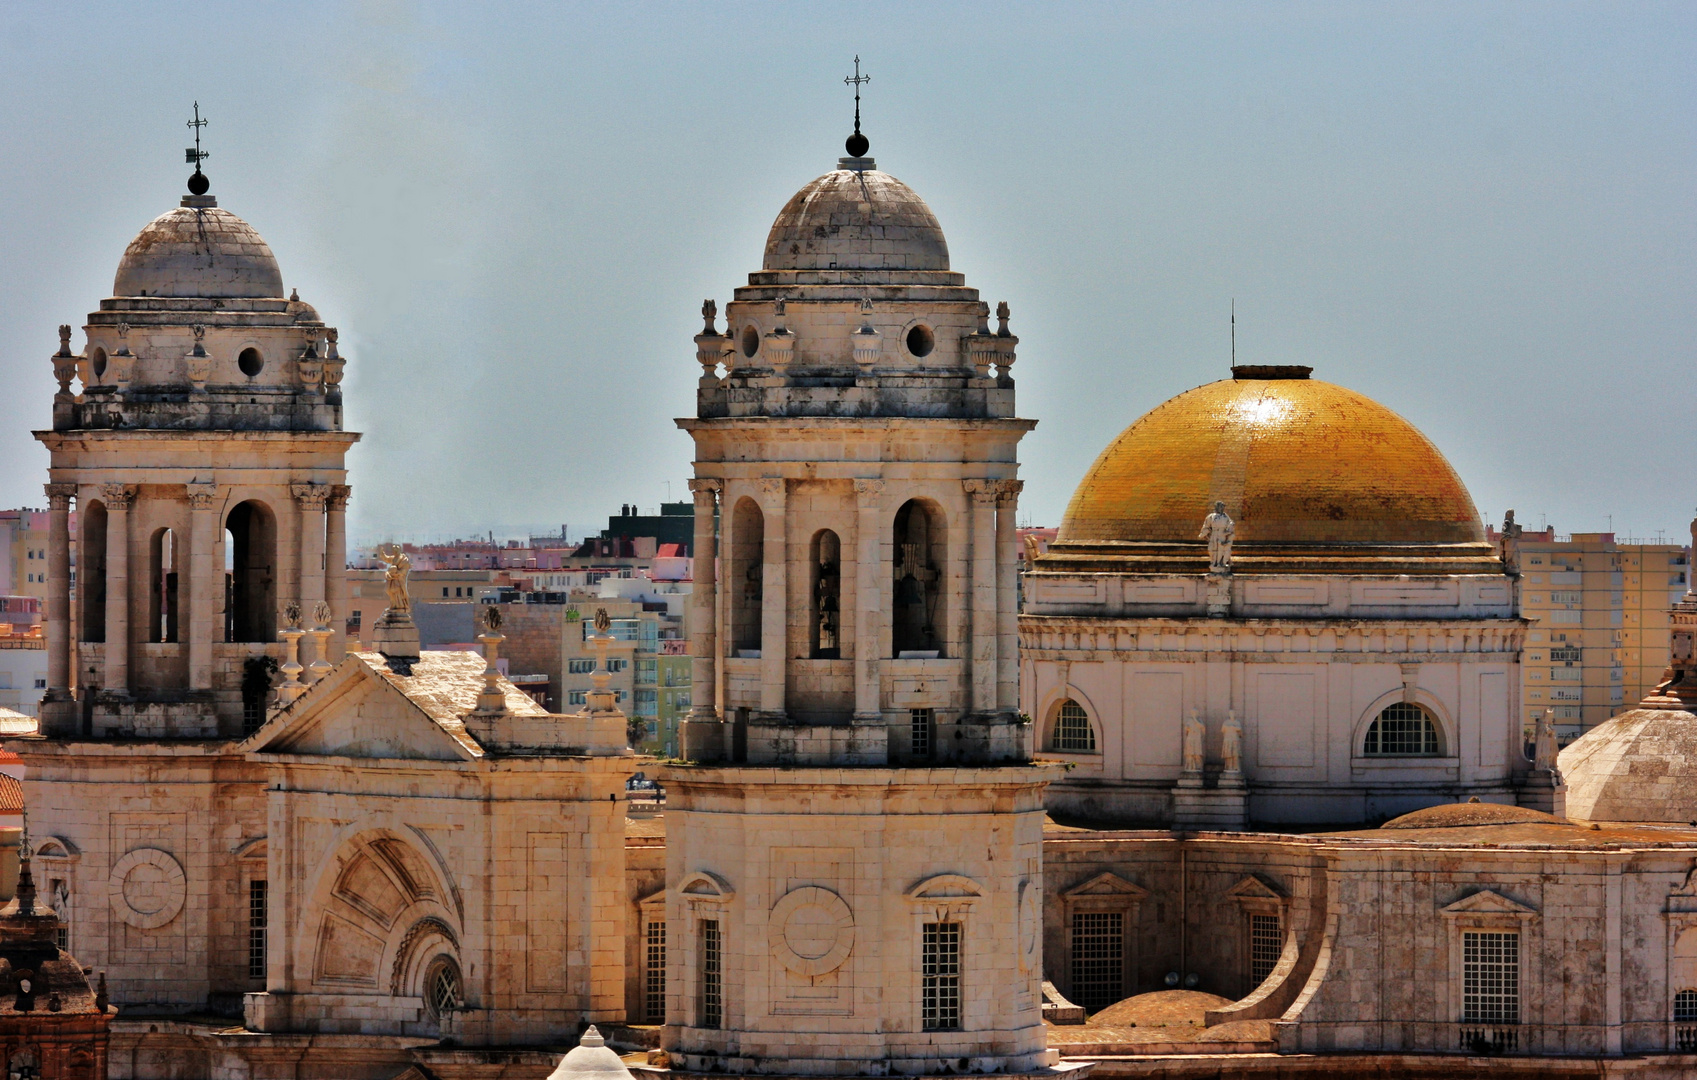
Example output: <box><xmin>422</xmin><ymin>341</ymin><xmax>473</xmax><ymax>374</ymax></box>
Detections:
<box><xmin>185</xmin><ymin>481</ymin><xmax>219</xmax><ymax>511</ymax></box>
<box><xmin>768</xmin><ymin>885</ymin><xmax>855</xmax><ymax>977</ymax></box>
<box><xmin>99</xmin><ymin>484</ymin><xmax>136</xmax><ymax>511</ymax></box>
<box><xmin>963</xmin><ymin>479</ymin><xmax>998</xmax><ymax>505</ymax></box>
<box><xmin>43</xmin><ymin>483</ymin><xmax>75</xmax><ymax>511</ymax></box>
<box><xmin>108</xmin><ymin>848</ymin><xmax>187</xmax><ymax>930</ymax></box>
<box><xmin>687</xmin><ymin>478</ymin><xmax>723</xmax><ymax>497</ymax></box>
<box><xmin>754</xmin><ymin>478</ymin><xmax>786</xmax><ymax>502</ymax></box>
<box><xmin>851</xmin><ymin>479</ymin><xmax>885</xmax><ymax>502</ymax></box>
<box><xmin>996</xmin><ymin>479</ymin><xmax>1024</xmax><ymax>508</ymax></box>
<box><xmin>290</xmin><ymin>482</ymin><xmax>329</xmax><ymax>510</ymax></box>
<box><xmin>327</xmin><ymin>484</ymin><xmax>352</xmax><ymax>512</ymax></box>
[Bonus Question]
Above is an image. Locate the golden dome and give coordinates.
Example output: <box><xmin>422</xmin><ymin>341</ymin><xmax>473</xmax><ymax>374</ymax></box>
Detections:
<box><xmin>1045</xmin><ymin>367</ymin><xmax>1497</xmax><ymax>576</ymax></box>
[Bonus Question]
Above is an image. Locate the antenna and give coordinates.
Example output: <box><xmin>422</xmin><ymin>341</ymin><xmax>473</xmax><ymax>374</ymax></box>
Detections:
<box><xmin>1231</xmin><ymin>299</ymin><xmax>1236</xmax><ymax>366</ymax></box>
<box><xmin>844</xmin><ymin>56</ymin><xmax>871</xmax><ymax>158</ymax></box>
<box><xmin>185</xmin><ymin>102</ymin><xmax>210</xmax><ymax>195</ymax></box>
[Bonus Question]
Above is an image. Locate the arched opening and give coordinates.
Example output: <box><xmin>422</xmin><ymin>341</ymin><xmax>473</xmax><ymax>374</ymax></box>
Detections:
<box><xmin>1049</xmin><ymin>698</ymin><xmax>1097</xmax><ymax>752</ymax></box>
<box><xmin>729</xmin><ymin>498</ymin><xmax>764</xmax><ymax>654</ymax></box>
<box><xmin>237</xmin><ymin>347</ymin><xmax>264</xmax><ymax>377</ymax></box>
<box><xmin>225</xmin><ymin>501</ymin><xmax>276</xmax><ymax>643</ymax></box>
<box><xmin>424</xmin><ymin>955</ymin><xmax>462</xmax><ymax>1019</ymax></box>
<box><xmin>905</xmin><ymin>323</ymin><xmax>935</xmax><ymax>358</ymax></box>
<box><xmin>78</xmin><ymin>500</ymin><xmax>107</xmax><ymax>643</ymax></box>
<box><xmin>740</xmin><ymin>324</ymin><xmax>760</xmax><ymax>359</ymax></box>
<box><xmin>1362</xmin><ymin>702</ymin><xmax>1442</xmax><ymax>757</ymax></box>
<box><xmin>91</xmin><ymin>347</ymin><xmax>108</xmax><ymax>381</ymax></box>
<box><xmin>810</xmin><ymin>529</ymin><xmax>841</xmax><ymax>659</ymax></box>
<box><xmin>892</xmin><ymin>499</ymin><xmax>946</xmax><ymax>657</ymax></box>
<box><xmin>149</xmin><ymin>527</ymin><xmax>180</xmax><ymax>643</ymax></box>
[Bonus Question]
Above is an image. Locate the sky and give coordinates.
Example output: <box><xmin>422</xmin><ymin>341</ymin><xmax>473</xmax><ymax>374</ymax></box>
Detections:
<box><xmin>1</xmin><ymin>2</ymin><xmax>1692</xmax><ymax>545</ymax></box>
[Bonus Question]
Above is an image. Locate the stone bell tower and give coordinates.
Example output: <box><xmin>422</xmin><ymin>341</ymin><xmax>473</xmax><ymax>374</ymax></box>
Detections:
<box><xmin>662</xmin><ymin>101</ymin><xmax>1057</xmax><ymax>1076</ymax></box>
<box><xmin>35</xmin><ymin>156</ymin><xmax>358</xmax><ymax>738</ymax></box>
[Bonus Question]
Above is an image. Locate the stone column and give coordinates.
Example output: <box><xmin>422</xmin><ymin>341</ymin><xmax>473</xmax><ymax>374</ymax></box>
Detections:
<box><xmin>101</xmin><ymin>484</ymin><xmax>136</xmax><ymax>694</ymax></box>
<box><xmin>757</xmin><ymin>478</ymin><xmax>787</xmax><ymax>719</ymax></box>
<box><xmin>964</xmin><ymin>480</ymin><xmax>998</xmax><ymax>716</ymax></box>
<box><xmin>43</xmin><ymin>483</ymin><xmax>75</xmax><ymax>703</ymax></box>
<box><xmin>292</xmin><ymin>483</ymin><xmax>328</xmax><ymax>668</ymax></box>
<box><xmin>186</xmin><ymin>482</ymin><xmax>219</xmax><ymax>689</ymax></box>
<box><xmin>325</xmin><ymin>486</ymin><xmax>350</xmax><ymax>662</ymax></box>
<box><xmin>852</xmin><ymin>479</ymin><xmax>884</xmax><ymax>722</ymax></box>
<box><xmin>996</xmin><ymin>480</ymin><xmax>1022</xmax><ymax>715</ymax></box>
<box><xmin>687</xmin><ymin>479</ymin><xmax>721</xmax><ymax>722</ymax></box>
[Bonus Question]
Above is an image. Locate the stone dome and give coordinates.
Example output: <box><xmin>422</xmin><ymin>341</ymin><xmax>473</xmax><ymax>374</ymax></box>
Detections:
<box><xmin>1559</xmin><ymin>707</ymin><xmax>1697</xmax><ymax>823</ymax></box>
<box><xmin>762</xmin><ymin>167</ymin><xmax>950</xmax><ymax>273</ymax></box>
<box><xmin>1059</xmin><ymin>369</ymin><xmax>1486</xmax><ymax>548</ymax></box>
<box><xmin>546</xmin><ymin>1026</ymin><xmax>634</xmax><ymax>1080</ymax></box>
<box><xmin>113</xmin><ymin>198</ymin><xmax>285</xmax><ymax>299</ymax></box>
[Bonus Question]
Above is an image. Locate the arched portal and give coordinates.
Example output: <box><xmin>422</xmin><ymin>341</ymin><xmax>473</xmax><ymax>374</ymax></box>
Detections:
<box><xmin>226</xmin><ymin>501</ymin><xmax>277</xmax><ymax>643</ymax></box>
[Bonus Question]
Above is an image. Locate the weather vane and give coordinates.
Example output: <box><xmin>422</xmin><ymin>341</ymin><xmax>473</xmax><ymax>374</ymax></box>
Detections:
<box><xmin>844</xmin><ymin>56</ymin><xmax>870</xmax><ymax>158</ymax></box>
<box><xmin>185</xmin><ymin>102</ymin><xmax>210</xmax><ymax>195</ymax></box>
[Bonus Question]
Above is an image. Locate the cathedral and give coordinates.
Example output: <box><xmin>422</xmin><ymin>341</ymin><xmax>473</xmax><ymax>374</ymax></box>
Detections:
<box><xmin>12</xmin><ymin>108</ymin><xmax>1697</xmax><ymax>1079</ymax></box>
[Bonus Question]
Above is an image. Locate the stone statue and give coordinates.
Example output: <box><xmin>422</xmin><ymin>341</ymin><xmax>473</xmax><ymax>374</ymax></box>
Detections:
<box><xmin>1221</xmin><ymin>710</ymin><xmax>1243</xmax><ymax>775</ymax></box>
<box><xmin>594</xmin><ymin>607</ymin><xmax>612</xmax><ymax>634</ymax></box>
<box><xmin>1199</xmin><ymin>501</ymin><xmax>1235</xmax><ymax>573</ymax></box>
<box><xmin>1501</xmin><ymin>510</ymin><xmax>1524</xmax><ymax>575</ymax></box>
<box><xmin>1182</xmin><ymin>709</ymin><xmax>1205</xmax><ymax>774</ymax></box>
<box><xmin>377</xmin><ymin>546</ymin><xmax>412</xmax><ymax>616</ymax></box>
<box><xmin>1023</xmin><ymin>533</ymin><xmax>1043</xmax><ymax>565</ymax></box>
<box><xmin>1534</xmin><ymin>707</ymin><xmax>1559</xmax><ymax>774</ymax></box>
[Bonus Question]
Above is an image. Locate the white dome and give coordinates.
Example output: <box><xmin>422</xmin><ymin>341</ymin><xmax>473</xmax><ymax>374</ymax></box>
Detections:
<box><xmin>547</xmin><ymin>1026</ymin><xmax>634</xmax><ymax>1080</ymax></box>
<box><xmin>113</xmin><ymin>198</ymin><xmax>285</xmax><ymax>299</ymax></box>
<box><xmin>763</xmin><ymin>167</ymin><xmax>949</xmax><ymax>273</ymax></box>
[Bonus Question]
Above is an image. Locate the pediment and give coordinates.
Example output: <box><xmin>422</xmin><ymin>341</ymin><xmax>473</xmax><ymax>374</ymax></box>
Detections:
<box><xmin>241</xmin><ymin>657</ymin><xmax>480</xmax><ymax>763</ymax></box>
<box><xmin>904</xmin><ymin>874</ymin><xmax>985</xmax><ymax>900</ymax></box>
<box><xmin>1227</xmin><ymin>875</ymin><xmax>1285</xmax><ymax>902</ymax></box>
<box><xmin>678</xmin><ymin>871</ymin><xmax>734</xmax><ymax>900</ymax></box>
<box><xmin>1062</xmin><ymin>872</ymin><xmax>1149</xmax><ymax>901</ymax></box>
<box><xmin>1441</xmin><ymin>888</ymin><xmax>1538</xmax><ymax>917</ymax></box>
<box><xmin>638</xmin><ymin>888</ymin><xmax>667</xmax><ymax>912</ymax></box>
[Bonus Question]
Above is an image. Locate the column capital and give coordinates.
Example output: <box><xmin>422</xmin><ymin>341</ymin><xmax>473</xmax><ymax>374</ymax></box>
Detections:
<box><xmin>100</xmin><ymin>483</ymin><xmax>136</xmax><ymax>510</ymax></box>
<box><xmin>327</xmin><ymin>484</ymin><xmax>352</xmax><ymax>511</ymax></box>
<box><xmin>290</xmin><ymin>482</ymin><xmax>329</xmax><ymax>510</ymax></box>
<box><xmin>186</xmin><ymin>481</ymin><xmax>219</xmax><ymax>510</ymax></box>
<box><xmin>754</xmin><ymin>477</ymin><xmax>787</xmax><ymax>504</ymax></box>
<box><xmin>44</xmin><ymin>483</ymin><xmax>75</xmax><ymax>511</ymax></box>
<box><xmin>687</xmin><ymin>478</ymin><xmax>723</xmax><ymax>496</ymax></box>
<box><xmin>852</xmin><ymin>478</ymin><xmax>885</xmax><ymax>503</ymax></box>
<box><xmin>995</xmin><ymin>479</ymin><xmax>1024</xmax><ymax>508</ymax></box>
<box><xmin>962</xmin><ymin>479</ymin><xmax>998</xmax><ymax>505</ymax></box>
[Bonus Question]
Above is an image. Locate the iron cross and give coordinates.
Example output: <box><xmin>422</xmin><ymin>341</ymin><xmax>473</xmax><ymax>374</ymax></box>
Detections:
<box><xmin>185</xmin><ymin>102</ymin><xmax>209</xmax><ymax>169</ymax></box>
<box><xmin>844</xmin><ymin>56</ymin><xmax>870</xmax><ymax>135</ymax></box>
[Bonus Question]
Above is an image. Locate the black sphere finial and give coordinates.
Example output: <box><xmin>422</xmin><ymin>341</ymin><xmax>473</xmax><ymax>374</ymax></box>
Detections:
<box><xmin>844</xmin><ymin>56</ymin><xmax>870</xmax><ymax>159</ymax></box>
<box><xmin>846</xmin><ymin>130</ymin><xmax>870</xmax><ymax>158</ymax></box>
<box><xmin>187</xmin><ymin>171</ymin><xmax>210</xmax><ymax>195</ymax></box>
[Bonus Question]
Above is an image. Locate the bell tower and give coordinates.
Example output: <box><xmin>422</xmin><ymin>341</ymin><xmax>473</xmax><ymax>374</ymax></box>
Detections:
<box><xmin>35</xmin><ymin>146</ymin><xmax>358</xmax><ymax>738</ymax></box>
<box><xmin>663</xmin><ymin>96</ymin><xmax>1056</xmax><ymax>1077</ymax></box>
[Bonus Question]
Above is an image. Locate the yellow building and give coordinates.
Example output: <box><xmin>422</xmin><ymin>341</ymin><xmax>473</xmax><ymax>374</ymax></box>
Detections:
<box><xmin>1508</xmin><ymin>528</ymin><xmax>1689</xmax><ymax>739</ymax></box>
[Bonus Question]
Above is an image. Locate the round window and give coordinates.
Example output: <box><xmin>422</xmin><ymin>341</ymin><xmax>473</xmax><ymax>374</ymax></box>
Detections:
<box><xmin>238</xmin><ymin>348</ymin><xmax>264</xmax><ymax>377</ymax></box>
<box><xmin>91</xmin><ymin>347</ymin><xmax>108</xmax><ymax>379</ymax></box>
<box><xmin>905</xmin><ymin>324</ymin><xmax>935</xmax><ymax>358</ymax></box>
<box><xmin>741</xmin><ymin>324</ymin><xmax>760</xmax><ymax>359</ymax></box>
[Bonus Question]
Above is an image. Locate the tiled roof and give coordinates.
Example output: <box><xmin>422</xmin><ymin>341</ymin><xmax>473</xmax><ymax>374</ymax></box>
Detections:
<box><xmin>354</xmin><ymin>651</ymin><xmax>550</xmax><ymax>753</ymax></box>
<box><xmin>0</xmin><ymin>775</ymin><xmax>24</xmax><ymax>813</ymax></box>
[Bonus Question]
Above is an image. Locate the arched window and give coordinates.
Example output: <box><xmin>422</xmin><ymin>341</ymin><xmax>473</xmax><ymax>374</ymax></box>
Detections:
<box><xmin>424</xmin><ymin>955</ymin><xmax>462</xmax><ymax>1019</ymax></box>
<box><xmin>729</xmin><ymin>498</ymin><xmax>763</xmax><ymax>654</ymax></box>
<box><xmin>1676</xmin><ymin>988</ymin><xmax>1697</xmax><ymax>1023</ymax></box>
<box><xmin>79</xmin><ymin>500</ymin><xmax>107</xmax><ymax>643</ymax></box>
<box><xmin>149</xmin><ymin>527</ymin><xmax>179</xmax><ymax>643</ymax></box>
<box><xmin>892</xmin><ymin>499</ymin><xmax>946</xmax><ymax>657</ymax></box>
<box><xmin>1363</xmin><ymin>702</ymin><xmax>1441</xmax><ymax>756</ymax></box>
<box><xmin>225</xmin><ymin>501</ymin><xmax>277</xmax><ymax>643</ymax></box>
<box><xmin>811</xmin><ymin>530</ymin><xmax>841</xmax><ymax>659</ymax></box>
<box><xmin>1051</xmin><ymin>699</ymin><xmax>1096</xmax><ymax>752</ymax></box>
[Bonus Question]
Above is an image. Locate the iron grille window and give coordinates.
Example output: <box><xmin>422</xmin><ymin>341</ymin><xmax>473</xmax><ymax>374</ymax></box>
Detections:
<box><xmin>922</xmin><ymin>922</ymin><xmax>962</xmax><ymax>1031</ymax></box>
<box><xmin>1462</xmin><ymin>931</ymin><xmax>1519</xmax><ymax>1024</ymax></box>
<box><xmin>1250</xmin><ymin>913</ymin><xmax>1281</xmax><ymax>986</ymax></box>
<box><xmin>1676</xmin><ymin>988</ymin><xmax>1697</xmax><ymax>1023</ymax></box>
<box><xmin>645</xmin><ymin>920</ymin><xmax>667</xmax><ymax>1023</ymax></box>
<box><xmin>1052</xmin><ymin>699</ymin><xmax>1096</xmax><ymax>752</ymax></box>
<box><xmin>911</xmin><ymin>708</ymin><xmax>934</xmax><ymax>759</ymax></box>
<box><xmin>1069</xmin><ymin>911</ymin><xmax>1123</xmax><ymax>1011</ymax></box>
<box><xmin>699</xmin><ymin>920</ymin><xmax>722</xmax><ymax>1029</ymax></box>
<box><xmin>248</xmin><ymin>880</ymin><xmax>268</xmax><ymax>980</ymax></box>
<box><xmin>1363</xmin><ymin>702</ymin><xmax>1440</xmax><ymax>756</ymax></box>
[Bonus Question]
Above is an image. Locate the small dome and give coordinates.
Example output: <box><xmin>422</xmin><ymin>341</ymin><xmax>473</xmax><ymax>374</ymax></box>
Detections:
<box><xmin>1382</xmin><ymin>802</ymin><xmax>1564</xmax><ymax>829</ymax></box>
<box><xmin>1058</xmin><ymin>371</ymin><xmax>1485</xmax><ymax>548</ymax></box>
<box><xmin>763</xmin><ymin>168</ymin><xmax>949</xmax><ymax>273</ymax></box>
<box><xmin>547</xmin><ymin>1026</ymin><xmax>634</xmax><ymax>1080</ymax></box>
<box><xmin>114</xmin><ymin>200</ymin><xmax>284</xmax><ymax>299</ymax></box>
<box><xmin>1559</xmin><ymin>707</ymin><xmax>1697</xmax><ymax>823</ymax></box>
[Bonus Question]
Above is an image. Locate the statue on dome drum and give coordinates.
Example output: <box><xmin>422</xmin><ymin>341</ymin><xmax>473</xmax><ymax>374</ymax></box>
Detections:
<box><xmin>1221</xmin><ymin>710</ymin><xmax>1244</xmax><ymax>777</ymax></box>
<box><xmin>1533</xmin><ymin>707</ymin><xmax>1560</xmax><ymax>777</ymax></box>
<box><xmin>378</xmin><ymin>546</ymin><xmax>412</xmax><ymax>617</ymax></box>
<box><xmin>1182</xmin><ymin>709</ymin><xmax>1206</xmax><ymax>775</ymax></box>
<box><xmin>1500</xmin><ymin>509</ymin><xmax>1524</xmax><ymax>576</ymax></box>
<box><xmin>1199</xmin><ymin>501</ymin><xmax>1234</xmax><ymax>573</ymax></box>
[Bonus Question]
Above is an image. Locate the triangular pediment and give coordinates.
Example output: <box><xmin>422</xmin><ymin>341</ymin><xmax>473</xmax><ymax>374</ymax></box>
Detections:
<box><xmin>1062</xmin><ymin>872</ymin><xmax>1149</xmax><ymax>901</ymax></box>
<box><xmin>1227</xmin><ymin>875</ymin><xmax>1284</xmax><ymax>901</ymax></box>
<box><xmin>241</xmin><ymin>656</ymin><xmax>480</xmax><ymax>763</ymax></box>
<box><xmin>1441</xmin><ymin>888</ymin><xmax>1538</xmax><ymax>917</ymax></box>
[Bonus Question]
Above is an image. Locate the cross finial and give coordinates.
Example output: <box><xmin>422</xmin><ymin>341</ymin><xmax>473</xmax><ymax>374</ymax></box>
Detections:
<box><xmin>844</xmin><ymin>56</ymin><xmax>871</xmax><ymax>158</ymax></box>
<box><xmin>185</xmin><ymin>102</ymin><xmax>211</xmax><ymax>195</ymax></box>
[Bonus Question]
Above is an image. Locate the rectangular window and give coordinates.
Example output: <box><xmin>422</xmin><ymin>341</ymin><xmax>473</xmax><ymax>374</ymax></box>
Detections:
<box><xmin>645</xmin><ymin>920</ymin><xmax>667</xmax><ymax>1023</ymax></box>
<box><xmin>922</xmin><ymin>922</ymin><xmax>962</xmax><ymax>1031</ymax></box>
<box><xmin>1550</xmin><ymin>590</ymin><xmax>1582</xmax><ymax>604</ymax></box>
<box><xmin>248</xmin><ymin>879</ymin><xmax>268</xmax><ymax>980</ymax></box>
<box><xmin>1070</xmin><ymin>911</ymin><xmax>1123</xmax><ymax>1011</ymax></box>
<box><xmin>607</xmin><ymin>659</ymin><xmax>628</xmax><ymax>672</ymax></box>
<box><xmin>568</xmin><ymin>659</ymin><xmax>595</xmax><ymax>674</ymax></box>
<box><xmin>1462</xmin><ymin>931</ymin><xmax>1518</xmax><ymax>1024</ymax></box>
<box><xmin>1250</xmin><ymin>913</ymin><xmax>1282</xmax><ymax>986</ymax></box>
<box><xmin>568</xmin><ymin>690</ymin><xmax>587</xmax><ymax>706</ymax></box>
<box><xmin>700</xmin><ymin>920</ymin><xmax>722</xmax><ymax>1029</ymax></box>
<box><xmin>911</xmin><ymin>708</ymin><xmax>934</xmax><ymax>759</ymax></box>
<box><xmin>1549</xmin><ymin>647</ymin><xmax>1581</xmax><ymax>663</ymax></box>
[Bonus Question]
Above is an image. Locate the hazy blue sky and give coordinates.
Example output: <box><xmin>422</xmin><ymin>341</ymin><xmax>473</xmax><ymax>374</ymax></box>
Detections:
<box><xmin>2</xmin><ymin>2</ymin><xmax>1692</xmax><ymax>543</ymax></box>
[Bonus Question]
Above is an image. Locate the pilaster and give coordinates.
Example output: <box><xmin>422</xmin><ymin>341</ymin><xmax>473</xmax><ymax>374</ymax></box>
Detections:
<box><xmin>853</xmin><ymin>479</ymin><xmax>885</xmax><ymax>722</ymax></box>
<box><xmin>43</xmin><ymin>483</ymin><xmax>74</xmax><ymax>703</ymax></box>
<box><xmin>101</xmin><ymin>483</ymin><xmax>135</xmax><ymax>694</ymax></box>
<box><xmin>757</xmin><ymin>478</ymin><xmax>787</xmax><ymax>719</ymax></box>
<box><xmin>324</xmin><ymin>485</ymin><xmax>350</xmax><ymax>662</ymax></box>
<box><xmin>964</xmin><ymin>480</ymin><xmax>998</xmax><ymax>716</ymax></box>
<box><xmin>186</xmin><ymin>481</ymin><xmax>219</xmax><ymax>689</ymax></box>
<box><xmin>996</xmin><ymin>479</ymin><xmax>1022</xmax><ymax>716</ymax></box>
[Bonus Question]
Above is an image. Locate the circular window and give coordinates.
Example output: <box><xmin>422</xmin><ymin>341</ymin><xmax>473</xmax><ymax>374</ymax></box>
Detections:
<box><xmin>238</xmin><ymin>347</ymin><xmax>264</xmax><ymax>377</ymax></box>
<box><xmin>740</xmin><ymin>324</ymin><xmax>760</xmax><ymax>358</ymax></box>
<box><xmin>91</xmin><ymin>347</ymin><xmax>108</xmax><ymax>380</ymax></box>
<box><xmin>424</xmin><ymin>956</ymin><xmax>462</xmax><ymax>1018</ymax></box>
<box><xmin>905</xmin><ymin>324</ymin><xmax>935</xmax><ymax>358</ymax></box>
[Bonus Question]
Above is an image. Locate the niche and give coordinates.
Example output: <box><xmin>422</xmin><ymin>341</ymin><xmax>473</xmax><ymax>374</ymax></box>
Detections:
<box><xmin>892</xmin><ymin>499</ymin><xmax>946</xmax><ymax>657</ymax></box>
<box><xmin>811</xmin><ymin>530</ymin><xmax>841</xmax><ymax>659</ymax></box>
<box><xmin>730</xmin><ymin>498</ymin><xmax>764</xmax><ymax>654</ymax></box>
